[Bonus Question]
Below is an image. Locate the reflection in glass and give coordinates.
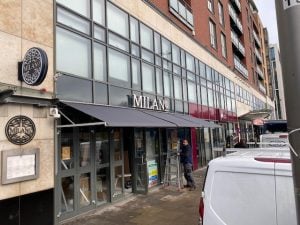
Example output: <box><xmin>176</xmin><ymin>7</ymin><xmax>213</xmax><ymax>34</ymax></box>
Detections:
<box><xmin>79</xmin><ymin>128</ymin><xmax>90</xmax><ymax>167</ymax></box>
<box><xmin>107</xmin><ymin>2</ymin><xmax>128</xmax><ymax>38</ymax></box>
<box><xmin>57</xmin><ymin>75</ymin><xmax>92</xmax><ymax>102</ymax></box>
<box><xmin>113</xmin><ymin>165</ymin><xmax>123</xmax><ymax>198</ymax></box>
<box><xmin>108</xmin><ymin>49</ymin><xmax>130</xmax><ymax>86</ymax></box>
<box><xmin>94</xmin><ymin>82</ymin><xmax>108</xmax><ymax>105</ymax></box>
<box><xmin>93</xmin><ymin>0</ymin><xmax>105</xmax><ymax>25</ymax></box>
<box><xmin>142</xmin><ymin>63</ymin><xmax>155</xmax><ymax>93</ymax></box>
<box><xmin>57</xmin><ymin>0</ymin><xmax>90</xmax><ymax>17</ymax></box>
<box><xmin>162</xmin><ymin>38</ymin><xmax>171</xmax><ymax>60</ymax></box>
<box><xmin>79</xmin><ymin>173</ymin><xmax>91</xmax><ymax>207</ymax></box>
<box><xmin>96</xmin><ymin>168</ymin><xmax>109</xmax><ymax>204</ymax></box>
<box><xmin>94</xmin><ymin>43</ymin><xmax>106</xmax><ymax>81</ymax></box>
<box><xmin>172</xmin><ymin>44</ymin><xmax>180</xmax><ymax>65</ymax></box>
<box><xmin>57</xmin><ymin>7</ymin><xmax>90</xmax><ymax>34</ymax></box>
<box><xmin>96</xmin><ymin>130</ymin><xmax>109</xmax><ymax>165</ymax></box>
<box><xmin>61</xmin><ymin>128</ymin><xmax>73</xmax><ymax>170</ymax></box>
<box><xmin>56</xmin><ymin>27</ymin><xmax>91</xmax><ymax>78</ymax></box>
<box><xmin>109</xmin><ymin>86</ymin><xmax>131</xmax><ymax>107</ymax></box>
<box><xmin>108</xmin><ymin>32</ymin><xmax>129</xmax><ymax>52</ymax></box>
<box><xmin>140</xmin><ymin>23</ymin><xmax>153</xmax><ymax>50</ymax></box>
<box><xmin>61</xmin><ymin>176</ymin><xmax>74</xmax><ymax>213</ymax></box>
<box><xmin>132</xmin><ymin>58</ymin><xmax>141</xmax><ymax>90</ymax></box>
<box><xmin>130</xmin><ymin>17</ymin><xmax>139</xmax><ymax>43</ymax></box>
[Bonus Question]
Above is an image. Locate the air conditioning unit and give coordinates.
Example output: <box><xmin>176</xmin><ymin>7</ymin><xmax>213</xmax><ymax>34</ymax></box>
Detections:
<box><xmin>49</xmin><ymin>107</ymin><xmax>60</xmax><ymax>118</ymax></box>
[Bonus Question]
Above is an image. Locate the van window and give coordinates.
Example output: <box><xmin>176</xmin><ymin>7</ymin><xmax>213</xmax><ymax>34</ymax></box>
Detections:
<box><xmin>210</xmin><ymin>171</ymin><xmax>276</xmax><ymax>225</ymax></box>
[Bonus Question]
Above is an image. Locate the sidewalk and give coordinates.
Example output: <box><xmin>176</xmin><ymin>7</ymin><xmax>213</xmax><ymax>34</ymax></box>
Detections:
<box><xmin>62</xmin><ymin>168</ymin><xmax>206</xmax><ymax>225</ymax></box>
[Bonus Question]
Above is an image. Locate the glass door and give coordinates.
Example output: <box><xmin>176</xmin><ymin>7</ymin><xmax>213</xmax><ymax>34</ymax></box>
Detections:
<box><xmin>133</xmin><ymin>128</ymin><xmax>148</xmax><ymax>194</ymax></box>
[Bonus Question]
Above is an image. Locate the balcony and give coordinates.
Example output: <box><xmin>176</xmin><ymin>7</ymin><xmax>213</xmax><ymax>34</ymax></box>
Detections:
<box><xmin>231</xmin><ymin>30</ymin><xmax>245</xmax><ymax>57</ymax></box>
<box><xmin>230</xmin><ymin>0</ymin><xmax>241</xmax><ymax>12</ymax></box>
<box><xmin>258</xmin><ymin>81</ymin><xmax>266</xmax><ymax>94</ymax></box>
<box><xmin>253</xmin><ymin>30</ymin><xmax>261</xmax><ymax>48</ymax></box>
<box><xmin>256</xmin><ymin>65</ymin><xmax>264</xmax><ymax>80</ymax></box>
<box><xmin>169</xmin><ymin>0</ymin><xmax>194</xmax><ymax>30</ymax></box>
<box><xmin>255</xmin><ymin>47</ymin><xmax>263</xmax><ymax>64</ymax></box>
<box><xmin>228</xmin><ymin>4</ymin><xmax>243</xmax><ymax>34</ymax></box>
<box><xmin>234</xmin><ymin>55</ymin><xmax>248</xmax><ymax>78</ymax></box>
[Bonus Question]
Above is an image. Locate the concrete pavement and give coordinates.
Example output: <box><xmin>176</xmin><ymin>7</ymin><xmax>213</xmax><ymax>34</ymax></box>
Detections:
<box><xmin>61</xmin><ymin>168</ymin><xmax>206</xmax><ymax>225</ymax></box>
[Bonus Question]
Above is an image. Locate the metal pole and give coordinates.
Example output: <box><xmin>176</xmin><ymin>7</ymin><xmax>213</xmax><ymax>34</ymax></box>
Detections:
<box><xmin>275</xmin><ymin>1</ymin><xmax>300</xmax><ymax>223</ymax></box>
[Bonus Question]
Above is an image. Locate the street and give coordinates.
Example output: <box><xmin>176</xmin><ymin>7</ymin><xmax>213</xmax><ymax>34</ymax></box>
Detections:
<box><xmin>61</xmin><ymin>168</ymin><xmax>206</xmax><ymax>225</ymax></box>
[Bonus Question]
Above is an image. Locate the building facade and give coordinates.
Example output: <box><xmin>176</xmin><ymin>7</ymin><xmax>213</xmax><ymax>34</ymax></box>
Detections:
<box><xmin>269</xmin><ymin>44</ymin><xmax>286</xmax><ymax>120</ymax></box>
<box><xmin>0</xmin><ymin>0</ymin><xmax>274</xmax><ymax>224</ymax></box>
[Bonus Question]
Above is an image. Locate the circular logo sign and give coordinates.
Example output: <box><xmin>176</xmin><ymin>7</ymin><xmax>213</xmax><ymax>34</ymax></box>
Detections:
<box><xmin>5</xmin><ymin>116</ymin><xmax>36</xmax><ymax>145</ymax></box>
<box><xmin>21</xmin><ymin>47</ymin><xmax>48</xmax><ymax>86</ymax></box>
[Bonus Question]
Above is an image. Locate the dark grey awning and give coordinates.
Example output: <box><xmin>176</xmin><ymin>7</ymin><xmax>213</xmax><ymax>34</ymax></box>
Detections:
<box><xmin>172</xmin><ymin>113</ymin><xmax>221</xmax><ymax>128</ymax></box>
<box><xmin>63</xmin><ymin>102</ymin><xmax>176</xmax><ymax>127</ymax></box>
<box><xmin>239</xmin><ymin>109</ymin><xmax>272</xmax><ymax>121</ymax></box>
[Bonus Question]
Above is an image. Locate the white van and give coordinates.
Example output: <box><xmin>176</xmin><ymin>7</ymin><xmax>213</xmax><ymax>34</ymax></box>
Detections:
<box><xmin>199</xmin><ymin>149</ymin><xmax>297</xmax><ymax>225</ymax></box>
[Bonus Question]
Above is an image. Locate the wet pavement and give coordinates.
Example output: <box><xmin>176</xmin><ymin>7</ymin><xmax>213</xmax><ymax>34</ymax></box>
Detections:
<box><xmin>62</xmin><ymin>168</ymin><xmax>206</xmax><ymax>225</ymax></box>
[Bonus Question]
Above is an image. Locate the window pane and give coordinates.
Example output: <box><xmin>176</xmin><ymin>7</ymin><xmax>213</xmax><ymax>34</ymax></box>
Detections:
<box><xmin>132</xmin><ymin>58</ymin><xmax>141</xmax><ymax>90</ymax></box>
<box><xmin>175</xmin><ymin>100</ymin><xmax>183</xmax><ymax>113</ymax></box>
<box><xmin>186</xmin><ymin>53</ymin><xmax>195</xmax><ymax>72</ymax></box>
<box><xmin>57</xmin><ymin>0</ymin><xmax>90</xmax><ymax>17</ymax></box>
<box><xmin>156</xmin><ymin>68</ymin><xmax>163</xmax><ymax>95</ymax></box>
<box><xmin>96</xmin><ymin>168</ymin><xmax>109</xmax><ymax>203</ymax></box>
<box><xmin>95</xmin><ymin>82</ymin><xmax>108</xmax><ymax>104</ymax></box>
<box><xmin>208</xmin><ymin>89</ymin><xmax>214</xmax><ymax>107</ymax></box>
<box><xmin>155</xmin><ymin>56</ymin><xmax>162</xmax><ymax>67</ymax></box>
<box><xmin>162</xmin><ymin>38</ymin><xmax>171</xmax><ymax>60</ymax></box>
<box><xmin>107</xmin><ymin>2</ymin><xmax>128</xmax><ymax>38</ymax></box>
<box><xmin>199</xmin><ymin>61</ymin><xmax>206</xmax><ymax>78</ymax></box>
<box><xmin>57</xmin><ymin>75</ymin><xmax>92</xmax><ymax>102</ymax></box>
<box><xmin>206</xmin><ymin>66</ymin><xmax>212</xmax><ymax>81</ymax></box>
<box><xmin>170</xmin><ymin>0</ymin><xmax>178</xmax><ymax>11</ymax></box>
<box><xmin>181</xmin><ymin>50</ymin><xmax>186</xmax><ymax>67</ymax></box>
<box><xmin>108</xmin><ymin>32</ymin><xmax>129</xmax><ymax>52</ymax></box>
<box><xmin>57</xmin><ymin>7</ymin><xmax>90</xmax><ymax>34</ymax></box>
<box><xmin>172</xmin><ymin>44</ymin><xmax>180</xmax><ymax>65</ymax></box>
<box><xmin>173</xmin><ymin>76</ymin><xmax>182</xmax><ymax>100</ymax></box>
<box><xmin>188</xmin><ymin>81</ymin><xmax>197</xmax><ymax>103</ymax></box>
<box><xmin>94</xmin><ymin>25</ymin><xmax>106</xmax><ymax>42</ymax></box>
<box><xmin>79</xmin><ymin>173</ymin><xmax>91</xmax><ymax>207</ymax></box>
<box><xmin>154</xmin><ymin>32</ymin><xmax>161</xmax><ymax>55</ymax></box>
<box><xmin>142</xmin><ymin>63</ymin><xmax>155</xmax><ymax>93</ymax></box>
<box><xmin>56</xmin><ymin>27</ymin><xmax>91</xmax><ymax>78</ymax></box>
<box><xmin>108</xmin><ymin>49</ymin><xmax>130</xmax><ymax>86</ymax></box>
<box><xmin>61</xmin><ymin>176</ymin><xmax>74</xmax><ymax>213</ymax></box>
<box><xmin>93</xmin><ymin>0</ymin><xmax>105</xmax><ymax>25</ymax></box>
<box><xmin>140</xmin><ymin>24</ymin><xmax>153</xmax><ymax>50</ymax></box>
<box><xmin>94</xmin><ymin>43</ymin><xmax>106</xmax><ymax>81</ymax></box>
<box><xmin>201</xmin><ymin>86</ymin><xmax>208</xmax><ymax>106</ymax></box>
<box><xmin>109</xmin><ymin>86</ymin><xmax>131</xmax><ymax>107</ymax></box>
<box><xmin>141</xmin><ymin>49</ymin><xmax>154</xmax><ymax>63</ymax></box>
<box><xmin>182</xmin><ymin>79</ymin><xmax>187</xmax><ymax>101</ymax></box>
<box><xmin>163</xmin><ymin>72</ymin><xmax>172</xmax><ymax>97</ymax></box>
<box><xmin>60</xmin><ymin>128</ymin><xmax>74</xmax><ymax>170</ymax></box>
<box><xmin>173</xmin><ymin>64</ymin><xmax>181</xmax><ymax>75</ymax></box>
<box><xmin>130</xmin><ymin>17</ymin><xmax>139</xmax><ymax>43</ymax></box>
<box><xmin>131</xmin><ymin>44</ymin><xmax>140</xmax><ymax>58</ymax></box>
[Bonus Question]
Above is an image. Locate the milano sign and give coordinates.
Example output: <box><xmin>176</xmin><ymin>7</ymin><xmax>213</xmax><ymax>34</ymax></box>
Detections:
<box><xmin>131</xmin><ymin>94</ymin><xmax>168</xmax><ymax>111</ymax></box>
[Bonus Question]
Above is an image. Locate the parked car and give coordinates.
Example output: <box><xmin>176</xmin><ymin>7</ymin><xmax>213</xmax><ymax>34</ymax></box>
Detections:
<box><xmin>199</xmin><ymin>149</ymin><xmax>297</xmax><ymax>225</ymax></box>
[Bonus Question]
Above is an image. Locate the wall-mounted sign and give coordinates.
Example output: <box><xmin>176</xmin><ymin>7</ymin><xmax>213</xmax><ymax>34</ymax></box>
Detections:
<box><xmin>5</xmin><ymin>115</ymin><xmax>36</xmax><ymax>145</ymax></box>
<box><xmin>147</xmin><ymin>160</ymin><xmax>158</xmax><ymax>188</ymax></box>
<box><xmin>132</xmin><ymin>94</ymin><xmax>168</xmax><ymax>111</ymax></box>
<box><xmin>2</xmin><ymin>148</ymin><xmax>40</xmax><ymax>184</ymax></box>
<box><xmin>20</xmin><ymin>47</ymin><xmax>48</xmax><ymax>86</ymax></box>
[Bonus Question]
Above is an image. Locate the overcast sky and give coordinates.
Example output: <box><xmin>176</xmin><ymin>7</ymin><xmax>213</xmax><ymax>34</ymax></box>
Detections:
<box><xmin>253</xmin><ymin>0</ymin><xmax>279</xmax><ymax>45</ymax></box>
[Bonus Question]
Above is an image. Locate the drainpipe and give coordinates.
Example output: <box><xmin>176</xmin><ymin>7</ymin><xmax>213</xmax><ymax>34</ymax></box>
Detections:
<box><xmin>275</xmin><ymin>1</ymin><xmax>300</xmax><ymax>223</ymax></box>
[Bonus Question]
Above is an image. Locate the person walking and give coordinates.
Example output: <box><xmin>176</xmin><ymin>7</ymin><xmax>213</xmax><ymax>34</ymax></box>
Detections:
<box><xmin>180</xmin><ymin>139</ymin><xmax>196</xmax><ymax>191</ymax></box>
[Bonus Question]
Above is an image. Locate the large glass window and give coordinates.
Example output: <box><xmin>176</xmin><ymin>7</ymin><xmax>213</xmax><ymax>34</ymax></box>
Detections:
<box><xmin>163</xmin><ymin>72</ymin><xmax>172</xmax><ymax>97</ymax></box>
<box><xmin>108</xmin><ymin>49</ymin><xmax>130</xmax><ymax>87</ymax></box>
<box><xmin>182</xmin><ymin>79</ymin><xmax>187</xmax><ymax>101</ymax></box>
<box><xmin>162</xmin><ymin>38</ymin><xmax>171</xmax><ymax>60</ymax></box>
<box><xmin>94</xmin><ymin>43</ymin><xmax>106</xmax><ymax>81</ymax></box>
<box><xmin>57</xmin><ymin>7</ymin><xmax>90</xmax><ymax>35</ymax></box>
<box><xmin>57</xmin><ymin>0</ymin><xmax>90</xmax><ymax>17</ymax></box>
<box><xmin>172</xmin><ymin>44</ymin><xmax>180</xmax><ymax>65</ymax></box>
<box><xmin>140</xmin><ymin>24</ymin><xmax>153</xmax><ymax>51</ymax></box>
<box><xmin>132</xmin><ymin>58</ymin><xmax>141</xmax><ymax>90</ymax></box>
<box><xmin>156</xmin><ymin>69</ymin><xmax>163</xmax><ymax>95</ymax></box>
<box><xmin>201</xmin><ymin>86</ymin><xmax>208</xmax><ymax>106</ymax></box>
<box><xmin>173</xmin><ymin>76</ymin><xmax>182</xmax><ymax>100</ymax></box>
<box><xmin>130</xmin><ymin>17</ymin><xmax>139</xmax><ymax>43</ymax></box>
<box><xmin>208</xmin><ymin>89</ymin><xmax>214</xmax><ymax>107</ymax></box>
<box><xmin>188</xmin><ymin>81</ymin><xmax>197</xmax><ymax>103</ymax></box>
<box><xmin>95</xmin><ymin>82</ymin><xmax>108</xmax><ymax>104</ymax></box>
<box><xmin>221</xmin><ymin>33</ymin><xmax>227</xmax><ymax>58</ymax></box>
<box><xmin>142</xmin><ymin>63</ymin><xmax>155</xmax><ymax>93</ymax></box>
<box><xmin>186</xmin><ymin>53</ymin><xmax>195</xmax><ymax>72</ymax></box>
<box><xmin>93</xmin><ymin>0</ymin><xmax>105</xmax><ymax>25</ymax></box>
<box><xmin>107</xmin><ymin>2</ymin><xmax>128</xmax><ymax>38</ymax></box>
<box><xmin>109</xmin><ymin>86</ymin><xmax>131</xmax><ymax>107</ymax></box>
<box><xmin>199</xmin><ymin>61</ymin><xmax>206</xmax><ymax>78</ymax></box>
<box><xmin>154</xmin><ymin>32</ymin><xmax>161</xmax><ymax>55</ymax></box>
<box><xmin>57</xmin><ymin>75</ymin><xmax>92</xmax><ymax>102</ymax></box>
<box><xmin>208</xmin><ymin>0</ymin><xmax>214</xmax><ymax>12</ymax></box>
<box><xmin>218</xmin><ymin>1</ymin><xmax>224</xmax><ymax>26</ymax></box>
<box><xmin>56</xmin><ymin>27</ymin><xmax>91</xmax><ymax>78</ymax></box>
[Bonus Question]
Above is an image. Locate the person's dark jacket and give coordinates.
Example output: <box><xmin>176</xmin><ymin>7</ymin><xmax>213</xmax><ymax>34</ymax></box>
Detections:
<box><xmin>180</xmin><ymin>144</ymin><xmax>192</xmax><ymax>164</ymax></box>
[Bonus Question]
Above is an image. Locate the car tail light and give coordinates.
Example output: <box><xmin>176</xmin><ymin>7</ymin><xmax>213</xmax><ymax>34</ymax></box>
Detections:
<box><xmin>199</xmin><ymin>195</ymin><xmax>204</xmax><ymax>219</ymax></box>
